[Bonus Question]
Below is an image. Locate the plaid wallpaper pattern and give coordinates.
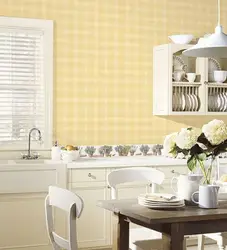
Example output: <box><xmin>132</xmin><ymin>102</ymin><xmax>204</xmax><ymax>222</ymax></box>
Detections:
<box><xmin>1</xmin><ymin>0</ymin><xmax>227</xmax><ymax>146</ymax></box>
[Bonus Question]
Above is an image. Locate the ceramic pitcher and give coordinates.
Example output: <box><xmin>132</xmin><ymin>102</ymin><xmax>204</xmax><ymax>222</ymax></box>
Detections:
<box><xmin>171</xmin><ymin>174</ymin><xmax>203</xmax><ymax>202</ymax></box>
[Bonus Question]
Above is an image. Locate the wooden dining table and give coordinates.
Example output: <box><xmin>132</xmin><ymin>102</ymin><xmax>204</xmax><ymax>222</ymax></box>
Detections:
<box><xmin>97</xmin><ymin>199</ymin><xmax>227</xmax><ymax>250</ymax></box>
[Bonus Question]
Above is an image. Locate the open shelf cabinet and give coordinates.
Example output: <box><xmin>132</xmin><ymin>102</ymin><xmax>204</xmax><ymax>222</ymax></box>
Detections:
<box><xmin>153</xmin><ymin>43</ymin><xmax>227</xmax><ymax>115</ymax></box>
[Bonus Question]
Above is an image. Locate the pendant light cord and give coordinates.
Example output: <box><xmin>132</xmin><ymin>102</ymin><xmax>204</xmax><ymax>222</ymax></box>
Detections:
<box><xmin>218</xmin><ymin>0</ymin><xmax>221</xmax><ymax>26</ymax></box>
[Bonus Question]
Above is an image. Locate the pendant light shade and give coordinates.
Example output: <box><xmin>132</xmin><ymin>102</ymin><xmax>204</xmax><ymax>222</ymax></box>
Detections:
<box><xmin>183</xmin><ymin>0</ymin><xmax>227</xmax><ymax>58</ymax></box>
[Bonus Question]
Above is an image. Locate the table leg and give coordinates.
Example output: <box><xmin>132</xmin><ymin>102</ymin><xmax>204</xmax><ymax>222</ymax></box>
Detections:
<box><xmin>112</xmin><ymin>213</ymin><xmax>129</xmax><ymax>250</ymax></box>
<box><xmin>170</xmin><ymin>223</ymin><xmax>185</xmax><ymax>250</ymax></box>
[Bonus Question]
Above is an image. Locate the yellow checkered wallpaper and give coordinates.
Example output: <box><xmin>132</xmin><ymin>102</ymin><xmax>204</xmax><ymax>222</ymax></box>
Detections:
<box><xmin>1</xmin><ymin>0</ymin><xmax>227</xmax><ymax>146</ymax></box>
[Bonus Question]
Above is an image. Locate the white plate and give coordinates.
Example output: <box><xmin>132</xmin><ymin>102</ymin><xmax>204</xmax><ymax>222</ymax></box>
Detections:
<box><xmin>220</xmin><ymin>93</ymin><xmax>226</xmax><ymax>112</ymax></box>
<box><xmin>184</xmin><ymin>94</ymin><xmax>189</xmax><ymax>111</ymax></box>
<box><xmin>191</xmin><ymin>94</ymin><xmax>197</xmax><ymax>111</ymax></box>
<box><xmin>175</xmin><ymin>93</ymin><xmax>181</xmax><ymax>111</ymax></box>
<box><xmin>173</xmin><ymin>94</ymin><xmax>177</xmax><ymax>111</ymax></box>
<box><xmin>173</xmin><ymin>55</ymin><xmax>187</xmax><ymax>72</ymax></box>
<box><xmin>180</xmin><ymin>93</ymin><xmax>186</xmax><ymax>111</ymax></box>
<box><xmin>224</xmin><ymin>92</ymin><xmax>227</xmax><ymax>111</ymax></box>
<box><xmin>190</xmin><ymin>94</ymin><xmax>195</xmax><ymax>111</ymax></box>
<box><xmin>192</xmin><ymin>94</ymin><xmax>198</xmax><ymax>111</ymax></box>
<box><xmin>138</xmin><ymin>201</ymin><xmax>185</xmax><ymax>209</ymax></box>
<box><xmin>210</xmin><ymin>95</ymin><xmax>215</xmax><ymax>111</ymax></box>
<box><xmin>217</xmin><ymin>93</ymin><xmax>223</xmax><ymax>111</ymax></box>
<box><xmin>138</xmin><ymin>196</ymin><xmax>185</xmax><ymax>204</ymax></box>
<box><xmin>208</xmin><ymin>58</ymin><xmax>221</xmax><ymax>82</ymax></box>
<box><xmin>187</xmin><ymin>94</ymin><xmax>193</xmax><ymax>111</ymax></box>
<box><xmin>138</xmin><ymin>193</ymin><xmax>183</xmax><ymax>203</ymax></box>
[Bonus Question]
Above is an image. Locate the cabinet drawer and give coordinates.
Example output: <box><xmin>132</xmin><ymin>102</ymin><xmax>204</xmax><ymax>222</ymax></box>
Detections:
<box><xmin>69</xmin><ymin>169</ymin><xmax>106</xmax><ymax>183</ymax></box>
<box><xmin>156</xmin><ymin>165</ymin><xmax>188</xmax><ymax>179</ymax></box>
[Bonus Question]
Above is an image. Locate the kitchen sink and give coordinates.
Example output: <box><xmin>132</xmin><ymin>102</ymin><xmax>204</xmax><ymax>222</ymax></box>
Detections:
<box><xmin>8</xmin><ymin>159</ymin><xmax>54</xmax><ymax>164</ymax></box>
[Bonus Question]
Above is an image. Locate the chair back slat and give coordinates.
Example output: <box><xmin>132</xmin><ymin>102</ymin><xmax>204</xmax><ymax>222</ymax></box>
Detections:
<box><xmin>107</xmin><ymin>167</ymin><xmax>165</xmax><ymax>199</ymax></box>
<box><xmin>45</xmin><ymin>186</ymin><xmax>84</xmax><ymax>250</ymax></box>
<box><xmin>48</xmin><ymin>186</ymin><xmax>83</xmax><ymax>217</ymax></box>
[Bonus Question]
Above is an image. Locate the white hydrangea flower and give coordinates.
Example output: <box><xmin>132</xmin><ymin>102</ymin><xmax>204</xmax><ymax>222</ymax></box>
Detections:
<box><xmin>175</xmin><ymin>127</ymin><xmax>201</xmax><ymax>150</ymax></box>
<box><xmin>163</xmin><ymin>132</ymin><xmax>178</xmax><ymax>157</ymax></box>
<box><xmin>202</xmin><ymin>119</ymin><xmax>227</xmax><ymax>145</ymax></box>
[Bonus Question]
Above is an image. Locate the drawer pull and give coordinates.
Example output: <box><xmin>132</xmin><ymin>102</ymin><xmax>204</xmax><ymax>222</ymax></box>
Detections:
<box><xmin>88</xmin><ymin>173</ymin><xmax>96</xmax><ymax>179</ymax></box>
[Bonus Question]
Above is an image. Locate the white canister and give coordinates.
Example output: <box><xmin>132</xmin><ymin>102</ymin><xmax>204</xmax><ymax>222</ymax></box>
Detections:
<box><xmin>51</xmin><ymin>146</ymin><xmax>61</xmax><ymax>161</ymax></box>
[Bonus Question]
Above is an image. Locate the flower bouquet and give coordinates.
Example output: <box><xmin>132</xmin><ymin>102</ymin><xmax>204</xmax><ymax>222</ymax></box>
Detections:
<box><xmin>163</xmin><ymin>119</ymin><xmax>227</xmax><ymax>184</ymax></box>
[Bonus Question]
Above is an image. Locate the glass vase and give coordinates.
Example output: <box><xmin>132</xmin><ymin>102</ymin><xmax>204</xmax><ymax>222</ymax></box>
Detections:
<box><xmin>202</xmin><ymin>156</ymin><xmax>219</xmax><ymax>185</ymax></box>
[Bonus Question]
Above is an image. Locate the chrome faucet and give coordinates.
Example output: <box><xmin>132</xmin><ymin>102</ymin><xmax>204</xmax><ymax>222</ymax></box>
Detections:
<box><xmin>22</xmin><ymin>128</ymin><xmax>42</xmax><ymax>160</ymax></box>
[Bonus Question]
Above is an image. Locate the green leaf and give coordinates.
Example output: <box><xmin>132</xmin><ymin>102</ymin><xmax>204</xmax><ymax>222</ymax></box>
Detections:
<box><xmin>187</xmin><ymin>156</ymin><xmax>196</xmax><ymax>171</ymax></box>
<box><xmin>197</xmin><ymin>153</ymin><xmax>206</xmax><ymax>161</ymax></box>
<box><xmin>169</xmin><ymin>147</ymin><xmax>177</xmax><ymax>157</ymax></box>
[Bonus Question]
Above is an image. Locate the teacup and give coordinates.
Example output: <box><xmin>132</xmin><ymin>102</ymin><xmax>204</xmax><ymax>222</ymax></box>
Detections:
<box><xmin>214</xmin><ymin>70</ymin><xmax>227</xmax><ymax>83</ymax></box>
<box><xmin>185</xmin><ymin>73</ymin><xmax>196</xmax><ymax>82</ymax></box>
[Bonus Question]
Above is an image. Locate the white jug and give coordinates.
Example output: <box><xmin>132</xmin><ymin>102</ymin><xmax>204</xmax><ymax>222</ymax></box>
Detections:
<box><xmin>171</xmin><ymin>174</ymin><xmax>202</xmax><ymax>202</ymax></box>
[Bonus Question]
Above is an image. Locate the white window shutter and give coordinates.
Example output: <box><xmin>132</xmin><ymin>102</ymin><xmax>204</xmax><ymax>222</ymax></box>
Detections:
<box><xmin>0</xmin><ymin>18</ymin><xmax>53</xmax><ymax>149</ymax></box>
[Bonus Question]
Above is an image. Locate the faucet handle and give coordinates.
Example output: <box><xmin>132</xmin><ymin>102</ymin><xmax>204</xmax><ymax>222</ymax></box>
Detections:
<box><xmin>30</xmin><ymin>151</ymin><xmax>40</xmax><ymax>159</ymax></box>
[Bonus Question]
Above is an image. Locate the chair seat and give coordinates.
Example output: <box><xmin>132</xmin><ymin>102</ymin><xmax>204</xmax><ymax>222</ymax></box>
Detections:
<box><xmin>204</xmin><ymin>232</ymin><xmax>227</xmax><ymax>240</ymax></box>
<box><xmin>130</xmin><ymin>228</ymin><xmax>164</xmax><ymax>250</ymax></box>
<box><xmin>130</xmin><ymin>228</ymin><xmax>162</xmax><ymax>242</ymax></box>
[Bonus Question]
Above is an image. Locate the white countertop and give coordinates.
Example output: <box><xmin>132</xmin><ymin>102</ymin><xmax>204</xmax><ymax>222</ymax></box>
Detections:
<box><xmin>67</xmin><ymin>156</ymin><xmax>187</xmax><ymax>169</ymax></box>
<box><xmin>66</xmin><ymin>156</ymin><xmax>227</xmax><ymax>169</ymax></box>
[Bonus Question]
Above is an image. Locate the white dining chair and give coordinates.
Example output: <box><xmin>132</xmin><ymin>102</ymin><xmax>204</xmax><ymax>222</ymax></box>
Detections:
<box><xmin>108</xmin><ymin>167</ymin><xmax>173</xmax><ymax>250</ymax></box>
<box><xmin>198</xmin><ymin>233</ymin><xmax>227</xmax><ymax>250</ymax></box>
<box><xmin>45</xmin><ymin>186</ymin><xmax>84</xmax><ymax>250</ymax></box>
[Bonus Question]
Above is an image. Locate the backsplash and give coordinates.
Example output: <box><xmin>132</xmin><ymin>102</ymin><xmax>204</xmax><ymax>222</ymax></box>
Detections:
<box><xmin>78</xmin><ymin>144</ymin><xmax>163</xmax><ymax>157</ymax></box>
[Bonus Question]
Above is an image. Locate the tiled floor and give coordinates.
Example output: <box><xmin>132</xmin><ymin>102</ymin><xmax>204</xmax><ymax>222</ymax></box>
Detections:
<box><xmin>98</xmin><ymin>245</ymin><xmax>219</xmax><ymax>250</ymax></box>
<box><xmin>189</xmin><ymin>245</ymin><xmax>218</xmax><ymax>250</ymax></box>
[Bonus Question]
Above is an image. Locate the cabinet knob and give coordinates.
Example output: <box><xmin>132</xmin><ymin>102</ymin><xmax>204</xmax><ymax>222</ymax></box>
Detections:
<box><xmin>204</xmin><ymin>81</ymin><xmax>208</xmax><ymax>85</ymax></box>
<box><xmin>88</xmin><ymin>173</ymin><xmax>96</xmax><ymax>179</ymax></box>
<box><xmin>171</xmin><ymin>170</ymin><xmax>175</xmax><ymax>173</ymax></box>
<box><xmin>107</xmin><ymin>185</ymin><xmax>111</xmax><ymax>189</ymax></box>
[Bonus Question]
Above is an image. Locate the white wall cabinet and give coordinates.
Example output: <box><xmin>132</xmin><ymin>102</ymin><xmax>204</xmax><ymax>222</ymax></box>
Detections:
<box><xmin>153</xmin><ymin>43</ymin><xmax>227</xmax><ymax>115</ymax></box>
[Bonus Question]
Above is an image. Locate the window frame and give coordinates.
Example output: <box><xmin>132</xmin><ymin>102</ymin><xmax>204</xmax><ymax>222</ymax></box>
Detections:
<box><xmin>0</xmin><ymin>16</ymin><xmax>53</xmax><ymax>151</ymax></box>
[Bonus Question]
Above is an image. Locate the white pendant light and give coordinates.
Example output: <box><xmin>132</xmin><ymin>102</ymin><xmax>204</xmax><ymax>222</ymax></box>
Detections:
<box><xmin>183</xmin><ymin>0</ymin><xmax>227</xmax><ymax>58</ymax></box>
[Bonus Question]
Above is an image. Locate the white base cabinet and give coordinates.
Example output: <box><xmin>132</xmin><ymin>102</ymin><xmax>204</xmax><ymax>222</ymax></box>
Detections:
<box><xmin>68</xmin><ymin>164</ymin><xmax>189</xmax><ymax>249</ymax></box>
<box><xmin>0</xmin><ymin>163</ymin><xmax>66</xmax><ymax>250</ymax></box>
<box><xmin>1</xmin><ymin>158</ymin><xmax>223</xmax><ymax>250</ymax></box>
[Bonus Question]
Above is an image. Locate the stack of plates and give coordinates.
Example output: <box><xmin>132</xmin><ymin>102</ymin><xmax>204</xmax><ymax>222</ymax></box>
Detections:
<box><xmin>208</xmin><ymin>93</ymin><xmax>227</xmax><ymax>112</ymax></box>
<box><xmin>138</xmin><ymin>193</ymin><xmax>185</xmax><ymax>209</ymax></box>
<box><xmin>172</xmin><ymin>93</ymin><xmax>200</xmax><ymax>111</ymax></box>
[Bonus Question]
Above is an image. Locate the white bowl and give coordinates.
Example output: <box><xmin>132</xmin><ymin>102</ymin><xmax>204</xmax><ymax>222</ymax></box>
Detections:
<box><xmin>61</xmin><ymin>150</ymin><xmax>80</xmax><ymax>162</ymax></box>
<box><xmin>168</xmin><ymin>34</ymin><xmax>194</xmax><ymax>44</ymax></box>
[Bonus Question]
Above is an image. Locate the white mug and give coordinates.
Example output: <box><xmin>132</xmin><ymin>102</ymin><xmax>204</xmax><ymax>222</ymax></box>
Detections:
<box><xmin>214</xmin><ymin>70</ymin><xmax>227</xmax><ymax>83</ymax></box>
<box><xmin>171</xmin><ymin>174</ymin><xmax>202</xmax><ymax>202</ymax></box>
<box><xmin>185</xmin><ymin>73</ymin><xmax>196</xmax><ymax>82</ymax></box>
<box><xmin>191</xmin><ymin>185</ymin><xmax>220</xmax><ymax>209</ymax></box>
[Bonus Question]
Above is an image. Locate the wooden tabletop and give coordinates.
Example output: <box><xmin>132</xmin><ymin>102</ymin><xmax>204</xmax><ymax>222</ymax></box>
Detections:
<box><xmin>97</xmin><ymin>199</ymin><xmax>227</xmax><ymax>225</ymax></box>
